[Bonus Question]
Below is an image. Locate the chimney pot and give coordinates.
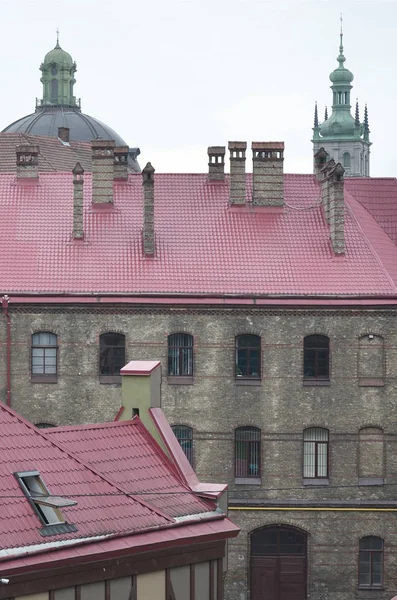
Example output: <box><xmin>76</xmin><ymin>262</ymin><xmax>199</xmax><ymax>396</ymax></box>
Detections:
<box><xmin>208</xmin><ymin>146</ymin><xmax>225</xmax><ymax>181</ymax></box>
<box><xmin>16</xmin><ymin>145</ymin><xmax>40</xmax><ymax>179</ymax></box>
<box><xmin>91</xmin><ymin>139</ymin><xmax>115</xmax><ymax>204</ymax></box>
<box><xmin>228</xmin><ymin>141</ymin><xmax>247</xmax><ymax>205</ymax></box>
<box><xmin>58</xmin><ymin>127</ymin><xmax>70</xmax><ymax>143</ymax></box>
<box><xmin>114</xmin><ymin>146</ymin><xmax>129</xmax><ymax>181</ymax></box>
<box><xmin>252</xmin><ymin>142</ymin><xmax>284</xmax><ymax>206</ymax></box>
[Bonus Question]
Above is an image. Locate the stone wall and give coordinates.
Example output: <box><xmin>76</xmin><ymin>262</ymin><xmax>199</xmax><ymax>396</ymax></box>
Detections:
<box><xmin>1</xmin><ymin>303</ymin><xmax>397</xmax><ymax>599</ymax></box>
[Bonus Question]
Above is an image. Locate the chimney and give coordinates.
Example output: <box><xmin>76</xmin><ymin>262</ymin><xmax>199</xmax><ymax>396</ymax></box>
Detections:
<box><xmin>320</xmin><ymin>159</ymin><xmax>336</xmax><ymax>223</ymax></box>
<box><xmin>328</xmin><ymin>163</ymin><xmax>345</xmax><ymax>255</ymax></box>
<box><xmin>120</xmin><ymin>360</ymin><xmax>163</xmax><ymax>445</ymax></box>
<box><xmin>228</xmin><ymin>141</ymin><xmax>247</xmax><ymax>204</ymax></box>
<box><xmin>16</xmin><ymin>145</ymin><xmax>39</xmax><ymax>179</ymax></box>
<box><xmin>208</xmin><ymin>146</ymin><xmax>225</xmax><ymax>181</ymax></box>
<box><xmin>314</xmin><ymin>147</ymin><xmax>328</xmax><ymax>180</ymax></box>
<box><xmin>252</xmin><ymin>142</ymin><xmax>284</xmax><ymax>206</ymax></box>
<box><xmin>91</xmin><ymin>139</ymin><xmax>115</xmax><ymax>203</ymax></box>
<box><xmin>114</xmin><ymin>146</ymin><xmax>129</xmax><ymax>180</ymax></box>
<box><xmin>142</xmin><ymin>162</ymin><xmax>155</xmax><ymax>256</ymax></box>
<box><xmin>58</xmin><ymin>127</ymin><xmax>70</xmax><ymax>143</ymax></box>
<box><xmin>72</xmin><ymin>162</ymin><xmax>84</xmax><ymax>239</ymax></box>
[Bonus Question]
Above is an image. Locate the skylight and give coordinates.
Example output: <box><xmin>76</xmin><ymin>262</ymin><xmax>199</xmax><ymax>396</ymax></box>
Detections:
<box><xmin>15</xmin><ymin>470</ymin><xmax>77</xmax><ymax>527</ymax></box>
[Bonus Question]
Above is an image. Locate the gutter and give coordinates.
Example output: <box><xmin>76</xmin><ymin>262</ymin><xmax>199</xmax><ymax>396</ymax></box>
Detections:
<box><xmin>1</xmin><ymin>296</ymin><xmax>11</xmax><ymax>406</ymax></box>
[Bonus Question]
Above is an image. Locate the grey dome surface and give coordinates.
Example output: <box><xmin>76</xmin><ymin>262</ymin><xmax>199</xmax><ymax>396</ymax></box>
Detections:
<box><xmin>2</xmin><ymin>107</ymin><xmax>127</xmax><ymax>147</ymax></box>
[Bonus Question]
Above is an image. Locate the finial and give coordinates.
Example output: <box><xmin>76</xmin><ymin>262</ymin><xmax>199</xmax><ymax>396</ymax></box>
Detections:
<box><xmin>56</xmin><ymin>27</ymin><xmax>60</xmax><ymax>48</ymax></box>
<box><xmin>337</xmin><ymin>14</ymin><xmax>345</xmax><ymax>66</ymax></box>
<box><xmin>355</xmin><ymin>99</ymin><xmax>360</xmax><ymax>127</ymax></box>
<box><xmin>364</xmin><ymin>103</ymin><xmax>369</xmax><ymax>131</ymax></box>
<box><xmin>314</xmin><ymin>102</ymin><xmax>319</xmax><ymax>128</ymax></box>
<box><xmin>324</xmin><ymin>106</ymin><xmax>328</xmax><ymax>121</ymax></box>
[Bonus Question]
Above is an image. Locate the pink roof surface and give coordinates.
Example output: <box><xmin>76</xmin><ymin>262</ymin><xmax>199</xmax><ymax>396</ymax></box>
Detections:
<box><xmin>1</xmin><ymin>172</ymin><xmax>397</xmax><ymax>297</ymax></box>
<box><xmin>0</xmin><ymin>404</ymin><xmax>232</xmax><ymax>557</ymax></box>
<box><xmin>45</xmin><ymin>418</ymin><xmax>214</xmax><ymax>518</ymax></box>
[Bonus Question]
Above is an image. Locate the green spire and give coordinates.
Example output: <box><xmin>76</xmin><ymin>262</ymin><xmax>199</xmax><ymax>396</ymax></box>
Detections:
<box><xmin>39</xmin><ymin>34</ymin><xmax>78</xmax><ymax>108</ymax></box>
<box><xmin>324</xmin><ymin>106</ymin><xmax>328</xmax><ymax>121</ymax></box>
<box><xmin>355</xmin><ymin>99</ymin><xmax>360</xmax><ymax>127</ymax></box>
<box><xmin>364</xmin><ymin>104</ymin><xmax>370</xmax><ymax>141</ymax></box>
<box><xmin>314</xmin><ymin>102</ymin><xmax>319</xmax><ymax>128</ymax></box>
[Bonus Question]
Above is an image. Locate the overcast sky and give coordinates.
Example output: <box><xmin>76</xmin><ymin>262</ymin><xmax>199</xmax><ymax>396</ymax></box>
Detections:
<box><xmin>0</xmin><ymin>0</ymin><xmax>395</xmax><ymax>175</ymax></box>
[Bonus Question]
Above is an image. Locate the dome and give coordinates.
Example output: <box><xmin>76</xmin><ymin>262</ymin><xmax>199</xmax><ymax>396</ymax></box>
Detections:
<box><xmin>319</xmin><ymin>110</ymin><xmax>356</xmax><ymax>138</ymax></box>
<box><xmin>330</xmin><ymin>64</ymin><xmax>354</xmax><ymax>84</ymax></box>
<box><xmin>43</xmin><ymin>43</ymin><xmax>74</xmax><ymax>68</ymax></box>
<box><xmin>2</xmin><ymin>106</ymin><xmax>128</xmax><ymax>147</ymax></box>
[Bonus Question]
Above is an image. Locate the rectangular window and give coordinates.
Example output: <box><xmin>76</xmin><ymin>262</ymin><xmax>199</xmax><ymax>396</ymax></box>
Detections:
<box><xmin>303</xmin><ymin>428</ymin><xmax>329</xmax><ymax>478</ymax></box>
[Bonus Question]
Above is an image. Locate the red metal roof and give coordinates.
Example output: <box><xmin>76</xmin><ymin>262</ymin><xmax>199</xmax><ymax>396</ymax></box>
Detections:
<box><xmin>1</xmin><ymin>172</ymin><xmax>397</xmax><ymax>297</ymax></box>
<box><xmin>45</xmin><ymin>418</ymin><xmax>214</xmax><ymax>518</ymax></box>
<box><xmin>0</xmin><ymin>403</ymin><xmax>226</xmax><ymax>555</ymax></box>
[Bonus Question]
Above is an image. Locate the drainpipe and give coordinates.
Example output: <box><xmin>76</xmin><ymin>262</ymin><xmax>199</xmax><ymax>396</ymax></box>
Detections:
<box><xmin>2</xmin><ymin>295</ymin><xmax>11</xmax><ymax>406</ymax></box>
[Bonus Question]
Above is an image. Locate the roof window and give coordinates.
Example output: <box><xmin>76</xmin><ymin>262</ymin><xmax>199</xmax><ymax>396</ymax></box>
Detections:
<box><xmin>15</xmin><ymin>471</ymin><xmax>77</xmax><ymax>532</ymax></box>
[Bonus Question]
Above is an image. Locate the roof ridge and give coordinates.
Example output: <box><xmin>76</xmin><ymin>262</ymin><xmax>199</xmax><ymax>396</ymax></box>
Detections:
<box><xmin>46</xmin><ymin>418</ymin><xmax>139</xmax><ymax>433</ymax></box>
<box><xmin>0</xmin><ymin>402</ymin><xmax>174</xmax><ymax>524</ymax></box>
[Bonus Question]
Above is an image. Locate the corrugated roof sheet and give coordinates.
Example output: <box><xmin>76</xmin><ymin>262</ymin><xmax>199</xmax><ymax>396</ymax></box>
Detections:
<box><xmin>1</xmin><ymin>172</ymin><xmax>397</xmax><ymax>297</ymax></box>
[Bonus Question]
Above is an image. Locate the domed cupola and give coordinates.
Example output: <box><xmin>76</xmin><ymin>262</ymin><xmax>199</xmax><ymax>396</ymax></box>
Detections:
<box><xmin>39</xmin><ymin>33</ymin><xmax>77</xmax><ymax>107</ymax></box>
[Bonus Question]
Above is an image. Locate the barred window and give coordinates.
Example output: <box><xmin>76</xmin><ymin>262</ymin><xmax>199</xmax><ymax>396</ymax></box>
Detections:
<box><xmin>168</xmin><ymin>333</ymin><xmax>193</xmax><ymax>376</ymax></box>
<box><xmin>304</xmin><ymin>335</ymin><xmax>329</xmax><ymax>379</ymax></box>
<box><xmin>235</xmin><ymin>426</ymin><xmax>261</xmax><ymax>478</ymax></box>
<box><xmin>31</xmin><ymin>332</ymin><xmax>58</xmax><ymax>378</ymax></box>
<box><xmin>235</xmin><ymin>335</ymin><xmax>261</xmax><ymax>379</ymax></box>
<box><xmin>303</xmin><ymin>427</ymin><xmax>329</xmax><ymax>478</ymax></box>
<box><xmin>359</xmin><ymin>536</ymin><xmax>383</xmax><ymax>587</ymax></box>
<box><xmin>99</xmin><ymin>333</ymin><xmax>125</xmax><ymax>376</ymax></box>
<box><xmin>172</xmin><ymin>425</ymin><xmax>193</xmax><ymax>466</ymax></box>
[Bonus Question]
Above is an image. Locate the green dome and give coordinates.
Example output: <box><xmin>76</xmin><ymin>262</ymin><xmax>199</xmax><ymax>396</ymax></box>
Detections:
<box><xmin>320</xmin><ymin>110</ymin><xmax>356</xmax><ymax>138</ymax></box>
<box><xmin>43</xmin><ymin>42</ymin><xmax>74</xmax><ymax>68</ymax></box>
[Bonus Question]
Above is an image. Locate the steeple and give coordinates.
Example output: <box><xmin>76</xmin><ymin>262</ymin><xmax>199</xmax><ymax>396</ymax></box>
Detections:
<box><xmin>312</xmin><ymin>21</ymin><xmax>372</xmax><ymax>177</ymax></box>
<box><xmin>39</xmin><ymin>34</ymin><xmax>79</xmax><ymax>108</ymax></box>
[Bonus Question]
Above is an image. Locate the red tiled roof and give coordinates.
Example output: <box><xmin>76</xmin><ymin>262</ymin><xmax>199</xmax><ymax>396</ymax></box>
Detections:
<box><xmin>1</xmin><ymin>172</ymin><xmax>397</xmax><ymax>297</ymax></box>
<box><xmin>0</xmin><ymin>402</ymin><xmax>222</xmax><ymax>552</ymax></box>
<box><xmin>45</xmin><ymin>418</ymin><xmax>214</xmax><ymax>518</ymax></box>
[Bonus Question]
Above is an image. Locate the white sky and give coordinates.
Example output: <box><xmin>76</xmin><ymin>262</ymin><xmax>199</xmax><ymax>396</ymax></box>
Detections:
<box><xmin>0</xmin><ymin>0</ymin><xmax>396</xmax><ymax>175</ymax></box>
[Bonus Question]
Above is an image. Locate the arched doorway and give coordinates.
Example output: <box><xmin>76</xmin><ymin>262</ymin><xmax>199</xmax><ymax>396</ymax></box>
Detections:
<box><xmin>250</xmin><ymin>525</ymin><xmax>307</xmax><ymax>600</ymax></box>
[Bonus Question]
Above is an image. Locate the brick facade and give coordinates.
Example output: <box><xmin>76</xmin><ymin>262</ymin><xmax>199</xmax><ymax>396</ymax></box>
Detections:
<box><xmin>2</xmin><ymin>303</ymin><xmax>397</xmax><ymax>599</ymax></box>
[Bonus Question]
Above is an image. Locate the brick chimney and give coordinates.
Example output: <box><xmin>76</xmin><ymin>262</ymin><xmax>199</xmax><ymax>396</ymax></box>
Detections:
<box><xmin>329</xmin><ymin>163</ymin><xmax>345</xmax><ymax>255</ymax></box>
<box><xmin>208</xmin><ymin>146</ymin><xmax>225</xmax><ymax>181</ymax></box>
<box><xmin>314</xmin><ymin>147</ymin><xmax>328</xmax><ymax>180</ymax></box>
<box><xmin>16</xmin><ymin>145</ymin><xmax>39</xmax><ymax>179</ymax></box>
<box><xmin>114</xmin><ymin>146</ymin><xmax>129</xmax><ymax>181</ymax></box>
<box><xmin>320</xmin><ymin>159</ymin><xmax>336</xmax><ymax>223</ymax></box>
<box><xmin>72</xmin><ymin>162</ymin><xmax>84</xmax><ymax>239</ymax></box>
<box><xmin>142</xmin><ymin>162</ymin><xmax>155</xmax><ymax>256</ymax></box>
<box><xmin>228</xmin><ymin>141</ymin><xmax>247</xmax><ymax>204</ymax></box>
<box><xmin>58</xmin><ymin>127</ymin><xmax>70</xmax><ymax>143</ymax></box>
<box><xmin>252</xmin><ymin>142</ymin><xmax>284</xmax><ymax>206</ymax></box>
<box><xmin>91</xmin><ymin>140</ymin><xmax>115</xmax><ymax>203</ymax></box>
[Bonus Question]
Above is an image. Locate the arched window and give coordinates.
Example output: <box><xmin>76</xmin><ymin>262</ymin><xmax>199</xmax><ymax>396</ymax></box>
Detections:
<box><xmin>303</xmin><ymin>335</ymin><xmax>329</xmax><ymax>380</ymax></box>
<box><xmin>99</xmin><ymin>333</ymin><xmax>125</xmax><ymax>376</ymax></box>
<box><xmin>51</xmin><ymin>79</ymin><xmax>58</xmax><ymax>103</ymax></box>
<box><xmin>235</xmin><ymin>335</ymin><xmax>261</xmax><ymax>379</ymax></box>
<box><xmin>235</xmin><ymin>426</ymin><xmax>261</xmax><ymax>478</ymax></box>
<box><xmin>172</xmin><ymin>425</ymin><xmax>193</xmax><ymax>466</ymax></box>
<box><xmin>343</xmin><ymin>152</ymin><xmax>351</xmax><ymax>169</ymax></box>
<box><xmin>303</xmin><ymin>428</ymin><xmax>329</xmax><ymax>478</ymax></box>
<box><xmin>168</xmin><ymin>333</ymin><xmax>193</xmax><ymax>376</ymax></box>
<box><xmin>31</xmin><ymin>332</ymin><xmax>58</xmax><ymax>379</ymax></box>
<box><xmin>358</xmin><ymin>334</ymin><xmax>384</xmax><ymax>385</ymax></box>
<box><xmin>359</xmin><ymin>536</ymin><xmax>383</xmax><ymax>587</ymax></box>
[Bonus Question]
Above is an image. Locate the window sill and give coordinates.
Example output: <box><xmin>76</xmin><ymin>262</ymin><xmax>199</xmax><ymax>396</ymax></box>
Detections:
<box><xmin>235</xmin><ymin>378</ymin><xmax>262</xmax><ymax>386</ymax></box>
<box><xmin>303</xmin><ymin>478</ymin><xmax>329</xmax><ymax>486</ymax></box>
<box><xmin>359</xmin><ymin>477</ymin><xmax>385</xmax><ymax>486</ymax></box>
<box><xmin>31</xmin><ymin>376</ymin><xmax>58</xmax><ymax>384</ymax></box>
<box><xmin>358</xmin><ymin>586</ymin><xmax>384</xmax><ymax>591</ymax></box>
<box><xmin>99</xmin><ymin>375</ymin><xmax>121</xmax><ymax>385</ymax></box>
<box><xmin>303</xmin><ymin>379</ymin><xmax>330</xmax><ymax>387</ymax></box>
<box><xmin>235</xmin><ymin>477</ymin><xmax>261</xmax><ymax>485</ymax></box>
<box><xmin>167</xmin><ymin>376</ymin><xmax>194</xmax><ymax>385</ymax></box>
<box><xmin>359</xmin><ymin>378</ymin><xmax>385</xmax><ymax>387</ymax></box>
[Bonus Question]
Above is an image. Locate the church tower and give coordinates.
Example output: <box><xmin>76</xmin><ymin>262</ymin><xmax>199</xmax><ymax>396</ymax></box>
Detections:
<box><xmin>312</xmin><ymin>27</ymin><xmax>371</xmax><ymax>177</ymax></box>
<box><xmin>39</xmin><ymin>32</ymin><xmax>78</xmax><ymax>107</ymax></box>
